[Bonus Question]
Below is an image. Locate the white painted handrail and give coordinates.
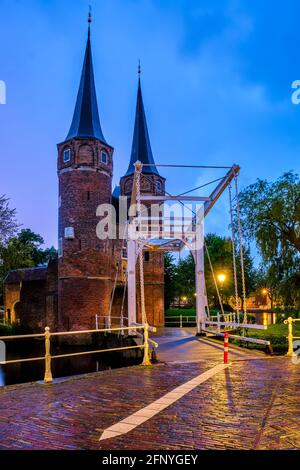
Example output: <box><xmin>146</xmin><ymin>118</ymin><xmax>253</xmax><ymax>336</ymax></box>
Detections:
<box><xmin>0</xmin><ymin>323</ymin><xmax>156</xmax><ymax>383</ymax></box>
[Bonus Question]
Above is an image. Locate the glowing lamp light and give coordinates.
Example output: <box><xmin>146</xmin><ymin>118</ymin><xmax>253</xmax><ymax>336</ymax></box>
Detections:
<box><xmin>217</xmin><ymin>274</ymin><xmax>226</xmax><ymax>283</ymax></box>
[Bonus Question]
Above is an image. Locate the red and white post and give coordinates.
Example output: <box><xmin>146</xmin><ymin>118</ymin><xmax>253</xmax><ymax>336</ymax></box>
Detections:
<box><xmin>224</xmin><ymin>332</ymin><xmax>229</xmax><ymax>364</ymax></box>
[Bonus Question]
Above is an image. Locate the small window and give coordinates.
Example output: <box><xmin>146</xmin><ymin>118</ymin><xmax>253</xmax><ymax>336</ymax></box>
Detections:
<box><xmin>64</xmin><ymin>227</ymin><xmax>75</xmax><ymax>239</ymax></box>
<box><xmin>63</xmin><ymin>149</ymin><xmax>71</xmax><ymax>163</ymax></box>
<box><xmin>101</xmin><ymin>151</ymin><xmax>108</xmax><ymax>164</ymax></box>
<box><xmin>156</xmin><ymin>181</ymin><xmax>162</xmax><ymax>191</ymax></box>
<box><xmin>144</xmin><ymin>251</ymin><xmax>150</xmax><ymax>262</ymax></box>
<box><xmin>122</xmin><ymin>247</ymin><xmax>128</xmax><ymax>259</ymax></box>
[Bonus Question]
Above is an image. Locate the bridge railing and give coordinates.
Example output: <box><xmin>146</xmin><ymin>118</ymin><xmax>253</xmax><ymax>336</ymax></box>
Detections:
<box><xmin>0</xmin><ymin>323</ymin><xmax>156</xmax><ymax>384</ymax></box>
<box><xmin>165</xmin><ymin>313</ymin><xmax>237</xmax><ymax>329</ymax></box>
<box><xmin>95</xmin><ymin>314</ymin><xmax>128</xmax><ymax>330</ymax></box>
<box><xmin>284</xmin><ymin>317</ymin><xmax>300</xmax><ymax>356</ymax></box>
<box><xmin>165</xmin><ymin>315</ymin><xmax>196</xmax><ymax>328</ymax></box>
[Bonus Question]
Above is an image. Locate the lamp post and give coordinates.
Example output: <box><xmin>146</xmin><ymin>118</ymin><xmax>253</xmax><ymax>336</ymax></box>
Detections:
<box><xmin>261</xmin><ymin>287</ymin><xmax>272</xmax><ymax>308</ymax></box>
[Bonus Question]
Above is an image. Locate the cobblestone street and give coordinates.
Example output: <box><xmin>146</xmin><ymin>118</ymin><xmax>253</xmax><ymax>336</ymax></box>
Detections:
<box><xmin>0</xmin><ymin>352</ymin><xmax>299</xmax><ymax>450</ymax></box>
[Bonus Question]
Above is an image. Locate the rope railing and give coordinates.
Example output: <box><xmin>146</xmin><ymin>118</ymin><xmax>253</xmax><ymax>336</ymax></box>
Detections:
<box><xmin>0</xmin><ymin>323</ymin><xmax>157</xmax><ymax>383</ymax></box>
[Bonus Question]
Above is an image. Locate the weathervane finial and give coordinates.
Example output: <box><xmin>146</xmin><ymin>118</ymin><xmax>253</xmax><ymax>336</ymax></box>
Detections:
<box><xmin>88</xmin><ymin>5</ymin><xmax>92</xmax><ymax>25</ymax></box>
<box><xmin>138</xmin><ymin>59</ymin><xmax>141</xmax><ymax>79</ymax></box>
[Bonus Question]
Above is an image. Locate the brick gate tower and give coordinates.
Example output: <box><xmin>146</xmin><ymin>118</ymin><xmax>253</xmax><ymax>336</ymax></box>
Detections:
<box><xmin>120</xmin><ymin>72</ymin><xmax>166</xmax><ymax>326</ymax></box>
<box><xmin>57</xmin><ymin>18</ymin><xmax>114</xmax><ymax>330</ymax></box>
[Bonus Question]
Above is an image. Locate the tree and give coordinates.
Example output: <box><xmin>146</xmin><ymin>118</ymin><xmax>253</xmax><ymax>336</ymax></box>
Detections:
<box><xmin>205</xmin><ymin>234</ymin><xmax>256</xmax><ymax>309</ymax></box>
<box><xmin>0</xmin><ymin>229</ymin><xmax>57</xmax><ymax>298</ymax></box>
<box><xmin>164</xmin><ymin>253</ymin><xmax>177</xmax><ymax>309</ymax></box>
<box><xmin>0</xmin><ymin>195</ymin><xmax>19</xmax><ymax>244</ymax></box>
<box><xmin>175</xmin><ymin>253</ymin><xmax>195</xmax><ymax>306</ymax></box>
<box><xmin>238</xmin><ymin>172</ymin><xmax>300</xmax><ymax>260</ymax></box>
<box><xmin>238</xmin><ymin>172</ymin><xmax>300</xmax><ymax>309</ymax></box>
<box><xmin>164</xmin><ymin>233</ymin><xmax>256</xmax><ymax>310</ymax></box>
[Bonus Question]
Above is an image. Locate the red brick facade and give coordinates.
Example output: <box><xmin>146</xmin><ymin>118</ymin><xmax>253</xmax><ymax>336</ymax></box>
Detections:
<box><xmin>57</xmin><ymin>138</ymin><xmax>114</xmax><ymax>330</ymax></box>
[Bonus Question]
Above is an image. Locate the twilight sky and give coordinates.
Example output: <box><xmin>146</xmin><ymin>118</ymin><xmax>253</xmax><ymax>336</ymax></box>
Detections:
<box><xmin>1</xmin><ymin>0</ymin><xmax>300</xmax><ymax>249</ymax></box>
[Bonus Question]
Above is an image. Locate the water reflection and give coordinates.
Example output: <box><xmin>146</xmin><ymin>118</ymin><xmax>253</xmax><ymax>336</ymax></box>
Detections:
<box><xmin>1</xmin><ymin>339</ymin><xmax>142</xmax><ymax>386</ymax></box>
<box><xmin>0</xmin><ymin>366</ymin><xmax>5</xmax><ymax>386</ymax></box>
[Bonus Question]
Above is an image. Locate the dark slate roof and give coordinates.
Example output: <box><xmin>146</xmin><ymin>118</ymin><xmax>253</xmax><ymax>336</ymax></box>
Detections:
<box><xmin>65</xmin><ymin>27</ymin><xmax>107</xmax><ymax>143</ymax></box>
<box><xmin>4</xmin><ymin>266</ymin><xmax>48</xmax><ymax>284</ymax></box>
<box><xmin>112</xmin><ymin>185</ymin><xmax>121</xmax><ymax>200</ymax></box>
<box><xmin>125</xmin><ymin>78</ymin><xmax>159</xmax><ymax>176</ymax></box>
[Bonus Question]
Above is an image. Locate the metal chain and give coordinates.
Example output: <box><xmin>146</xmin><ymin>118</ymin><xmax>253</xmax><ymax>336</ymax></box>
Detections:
<box><xmin>120</xmin><ymin>272</ymin><xmax>127</xmax><ymax>328</ymax></box>
<box><xmin>234</xmin><ymin>175</ymin><xmax>247</xmax><ymax>324</ymax></box>
<box><xmin>228</xmin><ymin>183</ymin><xmax>240</xmax><ymax>322</ymax></box>
<box><xmin>205</xmin><ymin>242</ymin><xmax>225</xmax><ymax>316</ymax></box>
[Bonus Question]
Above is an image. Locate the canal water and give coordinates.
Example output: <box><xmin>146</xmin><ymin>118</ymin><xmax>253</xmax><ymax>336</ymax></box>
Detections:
<box><xmin>0</xmin><ymin>337</ymin><xmax>143</xmax><ymax>386</ymax></box>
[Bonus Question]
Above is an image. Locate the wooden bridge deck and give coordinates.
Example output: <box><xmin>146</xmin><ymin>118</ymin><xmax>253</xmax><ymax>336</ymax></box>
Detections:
<box><xmin>151</xmin><ymin>327</ymin><xmax>265</xmax><ymax>363</ymax></box>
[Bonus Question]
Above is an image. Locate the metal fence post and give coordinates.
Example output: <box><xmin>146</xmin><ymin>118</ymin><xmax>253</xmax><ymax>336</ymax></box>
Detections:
<box><xmin>44</xmin><ymin>326</ymin><xmax>53</xmax><ymax>383</ymax></box>
<box><xmin>142</xmin><ymin>323</ymin><xmax>151</xmax><ymax>366</ymax></box>
<box><xmin>180</xmin><ymin>315</ymin><xmax>183</xmax><ymax>328</ymax></box>
<box><xmin>286</xmin><ymin>317</ymin><xmax>294</xmax><ymax>356</ymax></box>
<box><xmin>224</xmin><ymin>332</ymin><xmax>229</xmax><ymax>364</ymax></box>
<box><xmin>95</xmin><ymin>314</ymin><xmax>98</xmax><ymax>330</ymax></box>
<box><xmin>217</xmin><ymin>312</ymin><xmax>220</xmax><ymax>333</ymax></box>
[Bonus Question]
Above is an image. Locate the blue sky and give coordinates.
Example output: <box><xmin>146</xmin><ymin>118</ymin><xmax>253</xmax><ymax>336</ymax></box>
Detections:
<box><xmin>0</xmin><ymin>0</ymin><xmax>300</xmax><ymax>249</ymax></box>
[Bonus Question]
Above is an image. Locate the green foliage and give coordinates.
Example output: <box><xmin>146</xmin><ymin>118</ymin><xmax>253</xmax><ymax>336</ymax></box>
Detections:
<box><xmin>0</xmin><ymin>229</ymin><xmax>57</xmax><ymax>298</ymax></box>
<box><xmin>166</xmin><ymin>308</ymin><xmax>196</xmax><ymax>317</ymax></box>
<box><xmin>239</xmin><ymin>172</ymin><xmax>300</xmax><ymax>309</ymax></box>
<box><xmin>164</xmin><ymin>253</ymin><xmax>177</xmax><ymax>309</ymax></box>
<box><xmin>245</xmin><ymin>323</ymin><xmax>300</xmax><ymax>353</ymax></box>
<box><xmin>0</xmin><ymin>323</ymin><xmax>33</xmax><ymax>336</ymax></box>
<box><xmin>163</xmin><ymin>234</ymin><xmax>257</xmax><ymax>310</ymax></box>
<box><xmin>174</xmin><ymin>253</ymin><xmax>196</xmax><ymax>305</ymax></box>
<box><xmin>239</xmin><ymin>172</ymin><xmax>300</xmax><ymax>260</ymax></box>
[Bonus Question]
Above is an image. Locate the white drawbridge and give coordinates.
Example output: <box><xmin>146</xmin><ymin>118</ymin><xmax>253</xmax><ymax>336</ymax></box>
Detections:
<box><xmin>107</xmin><ymin>160</ymin><xmax>269</xmax><ymax>346</ymax></box>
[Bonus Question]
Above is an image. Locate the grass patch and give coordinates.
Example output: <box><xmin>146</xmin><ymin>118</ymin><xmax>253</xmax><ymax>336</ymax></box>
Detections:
<box><xmin>244</xmin><ymin>322</ymin><xmax>300</xmax><ymax>353</ymax></box>
<box><xmin>166</xmin><ymin>309</ymin><xmax>196</xmax><ymax>317</ymax></box>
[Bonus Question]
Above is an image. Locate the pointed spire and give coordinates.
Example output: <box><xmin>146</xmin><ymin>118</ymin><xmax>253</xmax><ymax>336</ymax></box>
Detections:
<box><xmin>125</xmin><ymin>67</ymin><xmax>159</xmax><ymax>176</ymax></box>
<box><xmin>65</xmin><ymin>11</ymin><xmax>107</xmax><ymax>143</ymax></box>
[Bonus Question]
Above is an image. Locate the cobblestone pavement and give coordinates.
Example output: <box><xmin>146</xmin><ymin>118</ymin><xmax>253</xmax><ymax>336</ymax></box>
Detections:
<box><xmin>0</xmin><ymin>357</ymin><xmax>299</xmax><ymax>450</ymax></box>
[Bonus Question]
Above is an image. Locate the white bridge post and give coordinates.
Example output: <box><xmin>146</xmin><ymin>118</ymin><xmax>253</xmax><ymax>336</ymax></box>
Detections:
<box><xmin>127</xmin><ymin>239</ymin><xmax>137</xmax><ymax>327</ymax></box>
<box><xmin>195</xmin><ymin>218</ymin><xmax>206</xmax><ymax>335</ymax></box>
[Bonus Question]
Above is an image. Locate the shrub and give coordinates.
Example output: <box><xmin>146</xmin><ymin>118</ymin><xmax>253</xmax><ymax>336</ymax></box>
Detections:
<box><xmin>0</xmin><ymin>323</ymin><xmax>33</xmax><ymax>336</ymax></box>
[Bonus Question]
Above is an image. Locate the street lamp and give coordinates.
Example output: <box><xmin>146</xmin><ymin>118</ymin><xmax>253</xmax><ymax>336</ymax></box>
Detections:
<box><xmin>217</xmin><ymin>273</ymin><xmax>226</xmax><ymax>302</ymax></box>
<box><xmin>217</xmin><ymin>274</ymin><xmax>226</xmax><ymax>284</ymax></box>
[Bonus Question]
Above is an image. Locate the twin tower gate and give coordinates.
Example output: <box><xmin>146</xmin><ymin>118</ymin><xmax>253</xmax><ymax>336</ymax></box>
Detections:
<box><xmin>125</xmin><ymin>162</ymin><xmax>240</xmax><ymax>332</ymax></box>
